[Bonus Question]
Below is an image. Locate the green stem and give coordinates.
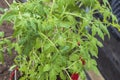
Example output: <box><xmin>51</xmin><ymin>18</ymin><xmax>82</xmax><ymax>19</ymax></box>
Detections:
<box><xmin>65</xmin><ymin>61</ymin><xmax>78</xmax><ymax>69</ymax></box>
<box><xmin>50</xmin><ymin>0</ymin><xmax>55</xmax><ymax>14</ymax></box>
<box><xmin>64</xmin><ymin>12</ymin><xmax>85</xmax><ymax>20</ymax></box>
<box><xmin>64</xmin><ymin>69</ymin><xmax>72</xmax><ymax>80</ymax></box>
<box><xmin>39</xmin><ymin>32</ymin><xmax>59</xmax><ymax>53</ymax></box>
<box><xmin>33</xmin><ymin>50</ymin><xmax>43</xmax><ymax>66</ymax></box>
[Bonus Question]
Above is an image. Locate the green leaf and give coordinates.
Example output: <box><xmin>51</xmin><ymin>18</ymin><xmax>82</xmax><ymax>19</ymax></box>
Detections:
<box><xmin>92</xmin><ymin>25</ymin><xmax>97</xmax><ymax>36</ymax></box>
<box><xmin>35</xmin><ymin>38</ymin><xmax>41</xmax><ymax>49</ymax></box>
<box><xmin>57</xmin><ymin>35</ymin><xmax>66</xmax><ymax>46</ymax></box>
<box><xmin>60</xmin><ymin>71</ymin><xmax>67</xmax><ymax>80</ymax></box>
<box><xmin>43</xmin><ymin>64</ymin><xmax>51</xmax><ymax>72</ymax></box>
<box><xmin>89</xmin><ymin>48</ymin><xmax>98</xmax><ymax>58</ymax></box>
<box><xmin>59</xmin><ymin>21</ymin><xmax>72</xmax><ymax>28</ymax></box>
<box><xmin>9</xmin><ymin>65</ymin><xmax>17</xmax><ymax>71</ymax></box>
<box><xmin>0</xmin><ymin>10</ymin><xmax>18</xmax><ymax>24</ymax></box>
<box><xmin>100</xmin><ymin>24</ymin><xmax>110</xmax><ymax>38</ymax></box>
<box><xmin>0</xmin><ymin>32</ymin><xmax>4</xmax><ymax>37</ymax></box>
<box><xmin>69</xmin><ymin>53</ymin><xmax>79</xmax><ymax>61</ymax></box>
<box><xmin>89</xmin><ymin>38</ymin><xmax>98</xmax><ymax>58</ymax></box>
<box><xmin>80</xmin><ymin>70</ymin><xmax>86</xmax><ymax>80</ymax></box>
<box><xmin>97</xmin><ymin>28</ymin><xmax>104</xmax><ymax>40</ymax></box>
<box><xmin>96</xmin><ymin>40</ymin><xmax>103</xmax><ymax>47</ymax></box>
<box><xmin>49</xmin><ymin>69</ymin><xmax>57</xmax><ymax>80</ymax></box>
<box><xmin>0</xmin><ymin>52</ymin><xmax>4</xmax><ymax>63</ymax></box>
<box><xmin>13</xmin><ymin>43</ymin><xmax>22</xmax><ymax>54</ymax></box>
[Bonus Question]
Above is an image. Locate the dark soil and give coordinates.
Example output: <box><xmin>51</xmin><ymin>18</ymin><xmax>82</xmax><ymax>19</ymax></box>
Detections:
<box><xmin>0</xmin><ymin>0</ymin><xmax>15</xmax><ymax>80</ymax></box>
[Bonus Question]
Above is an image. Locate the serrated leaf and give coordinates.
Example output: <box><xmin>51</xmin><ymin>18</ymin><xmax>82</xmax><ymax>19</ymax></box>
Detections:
<box><xmin>49</xmin><ymin>69</ymin><xmax>57</xmax><ymax>80</ymax></box>
<box><xmin>43</xmin><ymin>64</ymin><xmax>51</xmax><ymax>72</ymax></box>
<box><xmin>60</xmin><ymin>46</ymin><xmax>70</xmax><ymax>53</ymax></box>
<box><xmin>60</xmin><ymin>71</ymin><xmax>67</xmax><ymax>80</ymax></box>
<box><xmin>35</xmin><ymin>38</ymin><xmax>41</xmax><ymax>49</ymax></box>
<box><xmin>57</xmin><ymin>35</ymin><xmax>66</xmax><ymax>46</ymax></box>
<box><xmin>96</xmin><ymin>40</ymin><xmax>103</xmax><ymax>47</ymax></box>
<box><xmin>80</xmin><ymin>70</ymin><xmax>86</xmax><ymax>80</ymax></box>
<box><xmin>89</xmin><ymin>49</ymin><xmax>98</xmax><ymax>58</ymax></box>
<box><xmin>97</xmin><ymin>28</ymin><xmax>104</xmax><ymax>40</ymax></box>
<box><xmin>0</xmin><ymin>10</ymin><xmax>18</xmax><ymax>24</ymax></box>
<box><xmin>69</xmin><ymin>53</ymin><xmax>79</xmax><ymax>61</ymax></box>
<box><xmin>92</xmin><ymin>25</ymin><xmax>97</xmax><ymax>36</ymax></box>
<box><xmin>100</xmin><ymin>24</ymin><xmax>110</xmax><ymax>38</ymax></box>
<box><xmin>89</xmin><ymin>39</ymin><xmax>98</xmax><ymax>58</ymax></box>
<box><xmin>59</xmin><ymin>21</ymin><xmax>72</xmax><ymax>28</ymax></box>
<box><xmin>14</xmin><ymin>43</ymin><xmax>22</xmax><ymax>54</ymax></box>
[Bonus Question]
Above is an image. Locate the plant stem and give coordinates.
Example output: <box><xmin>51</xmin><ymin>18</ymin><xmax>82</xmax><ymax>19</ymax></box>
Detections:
<box><xmin>5</xmin><ymin>0</ymin><xmax>10</xmax><ymax>7</ymax></box>
<box><xmin>50</xmin><ymin>0</ymin><xmax>55</xmax><ymax>14</ymax></box>
<box><xmin>65</xmin><ymin>61</ymin><xmax>78</xmax><ymax>69</ymax></box>
<box><xmin>64</xmin><ymin>69</ymin><xmax>72</xmax><ymax>80</ymax></box>
<box><xmin>39</xmin><ymin>32</ymin><xmax>59</xmax><ymax>53</ymax></box>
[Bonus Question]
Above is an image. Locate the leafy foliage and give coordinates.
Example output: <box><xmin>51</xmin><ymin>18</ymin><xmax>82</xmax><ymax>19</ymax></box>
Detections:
<box><xmin>0</xmin><ymin>0</ymin><xmax>119</xmax><ymax>80</ymax></box>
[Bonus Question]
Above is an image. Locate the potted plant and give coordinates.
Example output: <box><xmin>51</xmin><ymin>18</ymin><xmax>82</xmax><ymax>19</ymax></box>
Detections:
<box><xmin>0</xmin><ymin>0</ymin><xmax>119</xmax><ymax>80</ymax></box>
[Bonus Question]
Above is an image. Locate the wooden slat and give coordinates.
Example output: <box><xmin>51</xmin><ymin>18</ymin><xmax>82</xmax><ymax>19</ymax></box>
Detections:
<box><xmin>87</xmin><ymin>70</ymin><xmax>104</xmax><ymax>80</ymax></box>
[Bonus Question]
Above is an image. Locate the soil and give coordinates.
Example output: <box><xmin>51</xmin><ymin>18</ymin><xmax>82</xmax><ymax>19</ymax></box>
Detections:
<box><xmin>0</xmin><ymin>0</ymin><xmax>15</xmax><ymax>80</ymax></box>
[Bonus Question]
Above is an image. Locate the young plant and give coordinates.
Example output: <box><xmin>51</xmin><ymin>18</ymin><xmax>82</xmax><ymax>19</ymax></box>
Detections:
<box><xmin>0</xmin><ymin>0</ymin><xmax>119</xmax><ymax>80</ymax></box>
